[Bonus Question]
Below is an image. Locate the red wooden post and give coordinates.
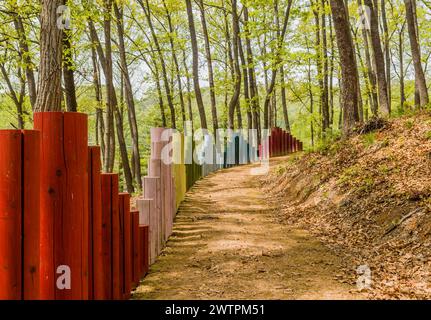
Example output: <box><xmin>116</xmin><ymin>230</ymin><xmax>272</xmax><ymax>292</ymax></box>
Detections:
<box><xmin>0</xmin><ymin>130</ymin><xmax>40</xmax><ymax>300</ymax></box>
<box><xmin>288</xmin><ymin>133</ymin><xmax>292</xmax><ymax>153</ymax></box>
<box><xmin>139</xmin><ymin>225</ymin><xmax>149</xmax><ymax>277</ymax></box>
<box><xmin>131</xmin><ymin>211</ymin><xmax>140</xmax><ymax>288</ymax></box>
<box><xmin>100</xmin><ymin>173</ymin><xmax>120</xmax><ymax>299</ymax></box>
<box><xmin>119</xmin><ymin>193</ymin><xmax>131</xmax><ymax>300</ymax></box>
<box><xmin>34</xmin><ymin>112</ymin><xmax>88</xmax><ymax>300</ymax></box>
<box><xmin>111</xmin><ymin>177</ymin><xmax>120</xmax><ymax>300</ymax></box>
<box><xmin>88</xmin><ymin>146</ymin><xmax>103</xmax><ymax>300</ymax></box>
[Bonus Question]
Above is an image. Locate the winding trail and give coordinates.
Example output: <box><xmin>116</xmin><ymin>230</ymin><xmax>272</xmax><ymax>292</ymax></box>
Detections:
<box><xmin>133</xmin><ymin>158</ymin><xmax>363</xmax><ymax>300</ymax></box>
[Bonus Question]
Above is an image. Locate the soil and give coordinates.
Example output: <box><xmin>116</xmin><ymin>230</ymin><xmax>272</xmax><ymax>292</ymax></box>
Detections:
<box><xmin>133</xmin><ymin>157</ymin><xmax>365</xmax><ymax>300</ymax></box>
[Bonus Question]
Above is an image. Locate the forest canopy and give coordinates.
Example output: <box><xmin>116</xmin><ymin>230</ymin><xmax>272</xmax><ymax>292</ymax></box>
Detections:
<box><xmin>0</xmin><ymin>0</ymin><xmax>429</xmax><ymax>192</ymax></box>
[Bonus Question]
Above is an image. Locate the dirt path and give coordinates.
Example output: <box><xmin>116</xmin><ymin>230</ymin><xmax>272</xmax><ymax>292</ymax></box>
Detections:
<box><xmin>133</xmin><ymin>158</ymin><xmax>364</xmax><ymax>300</ymax></box>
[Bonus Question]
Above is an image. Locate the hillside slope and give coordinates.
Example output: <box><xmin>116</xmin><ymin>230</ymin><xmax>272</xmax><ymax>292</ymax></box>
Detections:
<box><xmin>262</xmin><ymin>113</ymin><xmax>431</xmax><ymax>299</ymax></box>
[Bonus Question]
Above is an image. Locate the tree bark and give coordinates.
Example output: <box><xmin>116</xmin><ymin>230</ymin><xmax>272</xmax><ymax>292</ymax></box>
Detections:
<box><xmin>114</xmin><ymin>2</ymin><xmax>142</xmax><ymax>189</ymax></box>
<box><xmin>62</xmin><ymin>29</ymin><xmax>78</xmax><ymax>112</ymax></box>
<box><xmin>34</xmin><ymin>0</ymin><xmax>63</xmax><ymax>112</ymax></box>
<box><xmin>163</xmin><ymin>0</ymin><xmax>187</xmax><ymax>126</ymax></box>
<box><xmin>140</xmin><ymin>0</ymin><xmax>177</xmax><ymax>128</ymax></box>
<box><xmin>262</xmin><ymin>0</ymin><xmax>293</xmax><ymax>129</ymax></box>
<box><xmin>404</xmin><ymin>0</ymin><xmax>429</xmax><ymax>107</ymax></box>
<box><xmin>329</xmin><ymin>0</ymin><xmax>359</xmax><ymax>134</ymax></box>
<box><xmin>227</xmin><ymin>0</ymin><xmax>242</xmax><ymax>130</ymax></box>
<box><xmin>13</xmin><ymin>15</ymin><xmax>37</xmax><ymax>110</ymax></box>
<box><xmin>185</xmin><ymin>0</ymin><xmax>208</xmax><ymax>129</ymax></box>
<box><xmin>363</xmin><ymin>0</ymin><xmax>390</xmax><ymax>115</ymax></box>
<box><xmin>198</xmin><ymin>0</ymin><xmax>219</xmax><ymax>134</ymax></box>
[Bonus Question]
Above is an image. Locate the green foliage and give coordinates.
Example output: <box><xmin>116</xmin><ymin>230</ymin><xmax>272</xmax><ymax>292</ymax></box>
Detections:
<box><xmin>362</xmin><ymin>132</ymin><xmax>376</xmax><ymax>147</ymax></box>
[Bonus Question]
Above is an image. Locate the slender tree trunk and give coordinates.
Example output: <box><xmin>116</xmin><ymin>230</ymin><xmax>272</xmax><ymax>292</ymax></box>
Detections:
<box><xmin>244</xmin><ymin>6</ymin><xmax>261</xmax><ymax>140</ymax></box>
<box><xmin>227</xmin><ymin>0</ymin><xmax>242</xmax><ymax>129</ymax></box>
<box><xmin>198</xmin><ymin>0</ymin><xmax>219</xmax><ymax>134</ymax></box>
<box><xmin>381</xmin><ymin>0</ymin><xmax>391</xmax><ymax>106</ymax></box>
<box><xmin>182</xmin><ymin>49</ymin><xmax>194</xmax><ymax>126</ymax></box>
<box><xmin>141</xmin><ymin>0</ymin><xmax>176</xmax><ymax>128</ymax></box>
<box><xmin>34</xmin><ymin>0</ymin><xmax>63</xmax><ymax>112</ymax></box>
<box><xmin>14</xmin><ymin>15</ymin><xmax>37</xmax><ymax>110</ymax></box>
<box><xmin>399</xmin><ymin>22</ymin><xmax>406</xmax><ymax>110</ymax></box>
<box><xmin>185</xmin><ymin>0</ymin><xmax>208</xmax><ymax>129</ymax></box>
<box><xmin>262</xmin><ymin>0</ymin><xmax>293</xmax><ymax>129</ymax></box>
<box><xmin>114</xmin><ymin>2</ymin><xmax>142</xmax><ymax>189</ymax></box>
<box><xmin>91</xmin><ymin>45</ymin><xmax>105</xmax><ymax>155</ymax></box>
<box><xmin>62</xmin><ymin>29</ymin><xmax>78</xmax><ymax>112</ymax></box>
<box><xmin>404</xmin><ymin>0</ymin><xmax>429</xmax><ymax>107</ymax></box>
<box><xmin>363</xmin><ymin>0</ymin><xmax>390</xmax><ymax>115</ymax></box>
<box><xmin>0</xmin><ymin>64</ymin><xmax>25</xmax><ymax>128</ymax></box>
<box><xmin>321</xmin><ymin>0</ymin><xmax>330</xmax><ymax>132</ymax></box>
<box><xmin>329</xmin><ymin>0</ymin><xmax>359</xmax><ymax>133</ymax></box>
<box><xmin>238</xmin><ymin>36</ymin><xmax>252</xmax><ymax>130</ymax></box>
<box><xmin>102</xmin><ymin>1</ymin><xmax>115</xmax><ymax>172</ymax></box>
<box><xmin>280</xmin><ymin>66</ymin><xmax>290</xmax><ymax>131</ymax></box>
<box><xmin>359</xmin><ymin>10</ymin><xmax>378</xmax><ymax>116</ymax></box>
<box><xmin>163</xmin><ymin>0</ymin><xmax>187</xmax><ymax>126</ymax></box>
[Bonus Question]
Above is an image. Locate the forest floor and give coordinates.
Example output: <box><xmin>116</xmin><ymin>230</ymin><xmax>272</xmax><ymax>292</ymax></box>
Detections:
<box><xmin>133</xmin><ymin>158</ymin><xmax>364</xmax><ymax>300</ymax></box>
<box><xmin>133</xmin><ymin>112</ymin><xmax>431</xmax><ymax>300</ymax></box>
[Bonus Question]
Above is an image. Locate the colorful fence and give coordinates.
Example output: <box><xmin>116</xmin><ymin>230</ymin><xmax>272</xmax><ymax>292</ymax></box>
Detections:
<box><xmin>0</xmin><ymin>112</ymin><xmax>303</xmax><ymax>300</ymax></box>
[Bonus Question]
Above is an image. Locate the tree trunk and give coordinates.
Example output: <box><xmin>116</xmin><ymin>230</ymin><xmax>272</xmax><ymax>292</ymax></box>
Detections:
<box><xmin>182</xmin><ymin>49</ymin><xmax>194</xmax><ymax>127</ymax></box>
<box><xmin>198</xmin><ymin>0</ymin><xmax>219</xmax><ymax>134</ymax></box>
<box><xmin>114</xmin><ymin>2</ymin><xmax>142</xmax><ymax>189</ymax></box>
<box><xmin>363</xmin><ymin>0</ymin><xmax>390</xmax><ymax>115</ymax></box>
<box><xmin>14</xmin><ymin>15</ymin><xmax>37</xmax><ymax>110</ymax></box>
<box><xmin>62</xmin><ymin>29</ymin><xmax>78</xmax><ymax>112</ymax></box>
<box><xmin>244</xmin><ymin>5</ymin><xmax>261</xmax><ymax>140</ymax></box>
<box><xmin>34</xmin><ymin>0</ymin><xmax>63</xmax><ymax>112</ymax></box>
<box><xmin>381</xmin><ymin>0</ymin><xmax>391</xmax><ymax>106</ymax></box>
<box><xmin>141</xmin><ymin>0</ymin><xmax>176</xmax><ymax>128</ymax></box>
<box><xmin>404</xmin><ymin>0</ymin><xmax>429</xmax><ymax>107</ymax></box>
<box><xmin>185</xmin><ymin>0</ymin><xmax>208</xmax><ymax>129</ymax></box>
<box><xmin>262</xmin><ymin>0</ymin><xmax>293</xmax><ymax>129</ymax></box>
<box><xmin>163</xmin><ymin>0</ymin><xmax>187</xmax><ymax>126</ymax></box>
<box><xmin>228</xmin><ymin>0</ymin><xmax>242</xmax><ymax>130</ymax></box>
<box><xmin>399</xmin><ymin>22</ymin><xmax>406</xmax><ymax>110</ymax></box>
<box><xmin>329</xmin><ymin>0</ymin><xmax>359</xmax><ymax>134</ymax></box>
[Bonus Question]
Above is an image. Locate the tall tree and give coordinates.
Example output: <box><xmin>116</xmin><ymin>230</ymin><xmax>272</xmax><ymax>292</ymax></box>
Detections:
<box><xmin>227</xmin><ymin>0</ymin><xmax>242</xmax><ymax>129</ymax></box>
<box><xmin>330</xmin><ymin>0</ymin><xmax>359</xmax><ymax>133</ymax></box>
<box><xmin>140</xmin><ymin>0</ymin><xmax>177</xmax><ymax>128</ymax></box>
<box><xmin>262</xmin><ymin>0</ymin><xmax>293</xmax><ymax>129</ymax></box>
<box><xmin>34</xmin><ymin>0</ymin><xmax>63</xmax><ymax>112</ymax></box>
<box><xmin>363</xmin><ymin>0</ymin><xmax>390</xmax><ymax>115</ymax></box>
<box><xmin>404</xmin><ymin>0</ymin><xmax>429</xmax><ymax>107</ymax></box>
<box><xmin>114</xmin><ymin>2</ymin><xmax>142</xmax><ymax>189</ymax></box>
<box><xmin>185</xmin><ymin>0</ymin><xmax>208</xmax><ymax>129</ymax></box>
<box><xmin>198</xmin><ymin>0</ymin><xmax>219</xmax><ymax>134</ymax></box>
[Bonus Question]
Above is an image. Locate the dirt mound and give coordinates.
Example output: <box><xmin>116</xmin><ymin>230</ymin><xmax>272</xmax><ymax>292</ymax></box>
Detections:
<box><xmin>262</xmin><ymin>112</ymin><xmax>431</xmax><ymax>299</ymax></box>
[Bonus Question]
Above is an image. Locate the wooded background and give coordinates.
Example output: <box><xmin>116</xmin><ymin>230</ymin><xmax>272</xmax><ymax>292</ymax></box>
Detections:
<box><xmin>0</xmin><ymin>0</ymin><xmax>429</xmax><ymax>192</ymax></box>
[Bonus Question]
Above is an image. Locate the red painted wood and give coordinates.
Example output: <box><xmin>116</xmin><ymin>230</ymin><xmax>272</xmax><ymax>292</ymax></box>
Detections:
<box><xmin>101</xmin><ymin>174</ymin><xmax>113</xmax><ymax>299</ymax></box>
<box><xmin>139</xmin><ymin>225</ymin><xmax>149</xmax><ymax>277</ymax></box>
<box><xmin>88</xmin><ymin>146</ymin><xmax>103</xmax><ymax>300</ymax></box>
<box><xmin>110</xmin><ymin>175</ymin><xmax>121</xmax><ymax>300</ymax></box>
<box><xmin>22</xmin><ymin>130</ymin><xmax>41</xmax><ymax>300</ymax></box>
<box><xmin>34</xmin><ymin>112</ymin><xmax>88</xmax><ymax>300</ymax></box>
<box><xmin>131</xmin><ymin>211</ymin><xmax>140</xmax><ymax>288</ymax></box>
<box><xmin>119</xmin><ymin>193</ymin><xmax>131</xmax><ymax>300</ymax></box>
<box><xmin>0</xmin><ymin>131</ymin><xmax>23</xmax><ymax>300</ymax></box>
